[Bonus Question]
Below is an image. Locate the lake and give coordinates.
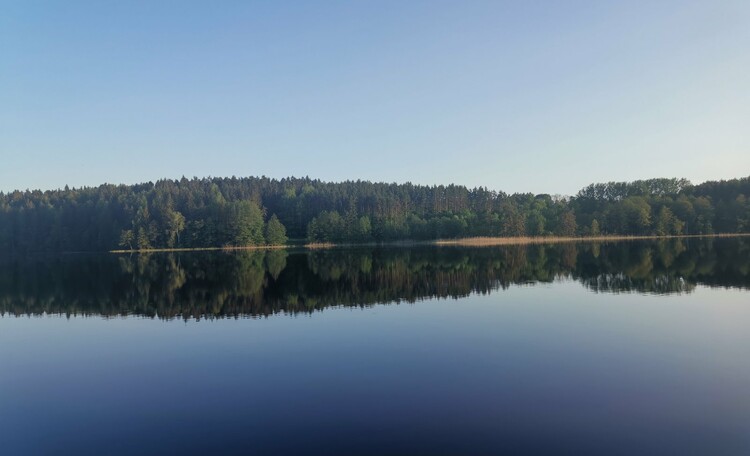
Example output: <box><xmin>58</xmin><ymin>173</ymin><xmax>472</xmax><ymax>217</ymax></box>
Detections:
<box><xmin>1</xmin><ymin>238</ymin><xmax>749</xmax><ymax>455</ymax></box>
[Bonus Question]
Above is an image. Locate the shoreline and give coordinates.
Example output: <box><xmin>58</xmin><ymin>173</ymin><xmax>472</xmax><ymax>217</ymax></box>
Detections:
<box><xmin>109</xmin><ymin>244</ymin><xmax>290</xmax><ymax>254</ymax></box>
<box><xmin>108</xmin><ymin>233</ymin><xmax>750</xmax><ymax>254</ymax></box>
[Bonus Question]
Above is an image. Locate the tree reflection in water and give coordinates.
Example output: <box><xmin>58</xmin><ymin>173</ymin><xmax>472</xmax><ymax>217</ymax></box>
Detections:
<box><xmin>1</xmin><ymin>238</ymin><xmax>748</xmax><ymax>319</ymax></box>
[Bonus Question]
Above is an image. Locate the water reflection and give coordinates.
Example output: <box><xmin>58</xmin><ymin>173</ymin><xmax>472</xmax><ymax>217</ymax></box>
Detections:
<box><xmin>1</xmin><ymin>238</ymin><xmax>748</xmax><ymax>319</ymax></box>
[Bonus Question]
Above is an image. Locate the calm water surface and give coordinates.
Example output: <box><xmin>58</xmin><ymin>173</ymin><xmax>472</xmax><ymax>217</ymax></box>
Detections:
<box><xmin>1</xmin><ymin>238</ymin><xmax>749</xmax><ymax>455</ymax></box>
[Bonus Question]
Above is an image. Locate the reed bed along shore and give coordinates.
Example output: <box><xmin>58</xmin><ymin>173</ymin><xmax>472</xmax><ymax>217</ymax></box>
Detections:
<box><xmin>304</xmin><ymin>242</ymin><xmax>337</xmax><ymax>249</ymax></box>
<box><xmin>433</xmin><ymin>233</ymin><xmax>750</xmax><ymax>247</ymax></box>
<box><xmin>110</xmin><ymin>233</ymin><xmax>750</xmax><ymax>253</ymax></box>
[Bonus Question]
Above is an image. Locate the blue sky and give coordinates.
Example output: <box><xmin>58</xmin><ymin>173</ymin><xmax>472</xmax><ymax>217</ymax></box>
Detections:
<box><xmin>1</xmin><ymin>0</ymin><xmax>748</xmax><ymax>195</ymax></box>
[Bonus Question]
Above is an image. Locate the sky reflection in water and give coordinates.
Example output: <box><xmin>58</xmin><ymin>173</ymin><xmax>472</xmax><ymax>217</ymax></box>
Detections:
<box><xmin>1</xmin><ymin>239</ymin><xmax>749</xmax><ymax>455</ymax></box>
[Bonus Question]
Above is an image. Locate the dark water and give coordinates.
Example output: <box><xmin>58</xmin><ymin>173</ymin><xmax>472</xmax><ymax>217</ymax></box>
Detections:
<box><xmin>1</xmin><ymin>238</ymin><xmax>749</xmax><ymax>455</ymax></box>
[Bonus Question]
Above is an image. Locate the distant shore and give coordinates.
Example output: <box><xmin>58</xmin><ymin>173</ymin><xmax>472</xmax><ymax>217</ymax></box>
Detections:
<box><xmin>109</xmin><ymin>233</ymin><xmax>750</xmax><ymax>253</ymax></box>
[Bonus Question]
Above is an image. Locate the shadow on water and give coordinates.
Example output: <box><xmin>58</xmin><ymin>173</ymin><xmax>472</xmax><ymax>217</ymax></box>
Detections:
<box><xmin>1</xmin><ymin>238</ymin><xmax>748</xmax><ymax>319</ymax></box>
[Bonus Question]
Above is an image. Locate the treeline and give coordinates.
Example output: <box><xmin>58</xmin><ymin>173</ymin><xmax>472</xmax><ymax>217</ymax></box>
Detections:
<box><xmin>0</xmin><ymin>175</ymin><xmax>749</xmax><ymax>252</ymax></box>
<box><xmin>2</xmin><ymin>238</ymin><xmax>749</xmax><ymax>319</ymax></box>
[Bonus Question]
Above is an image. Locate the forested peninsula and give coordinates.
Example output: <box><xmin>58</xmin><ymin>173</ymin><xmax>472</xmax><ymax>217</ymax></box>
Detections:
<box><xmin>1</xmin><ymin>175</ymin><xmax>749</xmax><ymax>253</ymax></box>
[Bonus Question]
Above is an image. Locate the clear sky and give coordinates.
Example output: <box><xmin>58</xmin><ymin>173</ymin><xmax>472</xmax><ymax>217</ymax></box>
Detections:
<box><xmin>1</xmin><ymin>1</ymin><xmax>748</xmax><ymax>195</ymax></box>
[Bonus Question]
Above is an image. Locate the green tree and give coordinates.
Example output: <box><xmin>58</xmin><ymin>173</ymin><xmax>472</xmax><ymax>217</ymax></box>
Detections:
<box><xmin>356</xmin><ymin>216</ymin><xmax>373</xmax><ymax>242</ymax></box>
<box><xmin>164</xmin><ymin>209</ymin><xmax>185</xmax><ymax>248</ymax></box>
<box><xmin>655</xmin><ymin>206</ymin><xmax>674</xmax><ymax>236</ymax></box>
<box><xmin>137</xmin><ymin>227</ymin><xmax>152</xmax><ymax>250</ymax></box>
<box><xmin>265</xmin><ymin>214</ymin><xmax>288</xmax><ymax>245</ymax></box>
<box><xmin>527</xmin><ymin>211</ymin><xmax>546</xmax><ymax>235</ymax></box>
<box><xmin>655</xmin><ymin>206</ymin><xmax>685</xmax><ymax>236</ymax></box>
<box><xmin>307</xmin><ymin>211</ymin><xmax>346</xmax><ymax>243</ymax></box>
<box><xmin>501</xmin><ymin>203</ymin><xmax>526</xmax><ymax>236</ymax></box>
<box><xmin>119</xmin><ymin>230</ymin><xmax>134</xmax><ymax>250</ymax></box>
<box><xmin>590</xmin><ymin>219</ymin><xmax>601</xmax><ymax>236</ymax></box>
<box><xmin>557</xmin><ymin>210</ymin><xmax>578</xmax><ymax>236</ymax></box>
<box><xmin>621</xmin><ymin>197</ymin><xmax>652</xmax><ymax>234</ymax></box>
<box><xmin>226</xmin><ymin>201</ymin><xmax>264</xmax><ymax>246</ymax></box>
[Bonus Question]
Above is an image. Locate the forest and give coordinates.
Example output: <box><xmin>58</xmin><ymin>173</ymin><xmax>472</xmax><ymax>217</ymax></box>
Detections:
<box><xmin>0</xmin><ymin>175</ymin><xmax>749</xmax><ymax>252</ymax></box>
